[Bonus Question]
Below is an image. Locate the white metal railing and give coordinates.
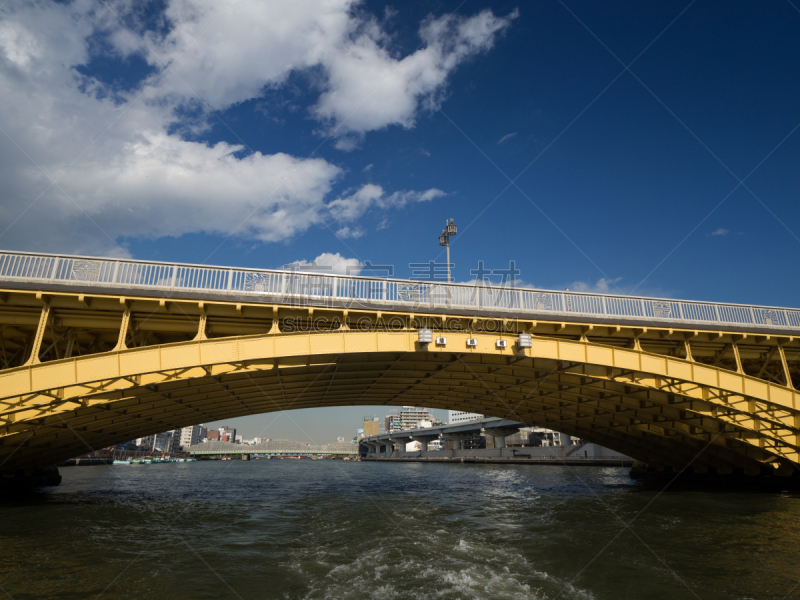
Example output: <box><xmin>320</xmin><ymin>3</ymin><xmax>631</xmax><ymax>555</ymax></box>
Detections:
<box><xmin>1</xmin><ymin>250</ymin><xmax>798</xmax><ymax>332</ymax></box>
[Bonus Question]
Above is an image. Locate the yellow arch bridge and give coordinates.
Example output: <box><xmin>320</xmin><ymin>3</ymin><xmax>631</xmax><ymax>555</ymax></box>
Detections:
<box><xmin>1</xmin><ymin>250</ymin><xmax>799</xmax><ymax>481</ymax></box>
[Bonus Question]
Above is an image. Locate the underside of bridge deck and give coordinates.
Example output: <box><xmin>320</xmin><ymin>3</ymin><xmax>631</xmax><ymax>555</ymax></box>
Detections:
<box><xmin>1</xmin><ymin>287</ymin><xmax>799</xmax><ymax>479</ymax></box>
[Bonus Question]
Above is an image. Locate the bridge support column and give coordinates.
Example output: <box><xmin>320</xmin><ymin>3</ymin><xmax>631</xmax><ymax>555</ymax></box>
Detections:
<box><xmin>683</xmin><ymin>335</ymin><xmax>694</xmax><ymax>361</ymax></box>
<box><xmin>732</xmin><ymin>341</ymin><xmax>744</xmax><ymax>373</ymax></box>
<box><xmin>363</xmin><ymin>441</ymin><xmax>381</xmax><ymax>455</ymax></box>
<box><xmin>24</xmin><ymin>303</ymin><xmax>50</xmax><ymax>366</ymax></box>
<box><xmin>410</xmin><ymin>434</ymin><xmax>439</xmax><ymax>452</ymax></box>
<box><xmin>112</xmin><ymin>306</ymin><xmax>131</xmax><ymax>351</ymax></box>
<box><xmin>444</xmin><ymin>434</ymin><xmax>472</xmax><ymax>451</ymax></box>
<box><xmin>64</xmin><ymin>333</ymin><xmax>75</xmax><ymax>359</ymax></box>
<box><xmin>0</xmin><ymin>466</ymin><xmax>61</xmax><ymax>490</ymax></box>
<box><xmin>194</xmin><ymin>309</ymin><xmax>208</xmax><ymax>341</ymax></box>
<box><xmin>483</xmin><ymin>426</ymin><xmax>520</xmax><ymax>450</ymax></box>
<box><xmin>387</xmin><ymin>438</ymin><xmax>404</xmax><ymax>455</ymax></box>
<box><xmin>778</xmin><ymin>344</ymin><xmax>794</xmax><ymax>389</ymax></box>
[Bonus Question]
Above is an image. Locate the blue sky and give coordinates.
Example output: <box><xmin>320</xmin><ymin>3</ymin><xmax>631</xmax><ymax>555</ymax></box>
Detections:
<box><xmin>2</xmin><ymin>0</ymin><xmax>800</xmax><ymax>441</ymax></box>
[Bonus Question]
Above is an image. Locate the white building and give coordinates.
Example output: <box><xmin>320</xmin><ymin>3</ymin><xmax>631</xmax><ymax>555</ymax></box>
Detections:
<box><xmin>529</xmin><ymin>426</ymin><xmax>573</xmax><ymax>447</ymax></box>
<box><xmin>179</xmin><ymin>424</ymin><xmax>205</xmax><ymax>449</ymax></box>
<box><xmin>448</xmin><ymin>410</ymin><xmax>484</xmax><ymax>424</ymax></box>
<box><xmin>393</xmin><ymin>407</ymin><xmax>441</xmax><ymax>431</ymax></box>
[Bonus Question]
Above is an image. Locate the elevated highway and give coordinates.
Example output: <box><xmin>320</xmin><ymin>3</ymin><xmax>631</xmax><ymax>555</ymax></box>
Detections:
<box><xmin>1</xmin><ymin>250</ymin><xmax>799</xmax><ymax>481</ymax></box>
<box><xmin>360</xmin><ymin>417</ymin><xmax>526</xmax><ymax>452</ymax></box>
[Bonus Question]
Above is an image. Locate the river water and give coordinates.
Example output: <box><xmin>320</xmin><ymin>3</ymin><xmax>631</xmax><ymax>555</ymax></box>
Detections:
<box><xmin>1</xmin><ymin>460</ymin><xmax>798</xmax><ymax>599</ymax></box>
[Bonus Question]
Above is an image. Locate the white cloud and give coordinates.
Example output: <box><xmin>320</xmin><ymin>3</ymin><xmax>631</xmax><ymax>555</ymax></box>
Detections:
<box><xmin>135</xmin><ymin>0</ymin><xmax>354</xmax><ymax>110</ymax></box>
<box><xmin>456</xmin><ymin>278</ymin><xmax>537</xmax><ymax>289</ymax></box>
<box><xmin>126</xmin><ymin>1</ymin><xmax>515</xmax><ymax>146</ymax></box>
<box><xmin>567</xmin><ymin>277</ymin><xmax>623</xmax><ymax>294</ymax></box>
<box><xmin>562</xmin><ymin>277</ymin><xmax>672</xmax><ymax>298</ymax></box>
<box><xmin>313</xmin><ymin>8</ymin><xmax>517</xmax><ymax>148</ymax></box>
<box><xmin>335</xmin><ymin>226</ymin><xmax>364</xmax><ymax>239</ymax></box>
<box><xmin>327</xmin><ymin>185</ymin><xmax>445</xmax><ymax>223</ymax></box>
<box><xmin>284</xmin><ymin>252</ymin><xmax>362</xmax><ymax>275</ymax></box>
<box><xmin>497</xmin><ymin>132</ymin><xmax>517</xmax><ymax>144</ymax></box>
<box><xmin>0</xmin><ymin>0</ymin><xmax>483</xmax><ymax>255</ymax></box>
<box><xmin>711</xmin><ymin>227</ymin><xmax>729</xmax><ymax>236</ymax></box>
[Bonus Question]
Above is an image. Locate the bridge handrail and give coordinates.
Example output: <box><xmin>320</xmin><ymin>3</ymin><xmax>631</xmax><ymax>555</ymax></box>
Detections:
<box><xmin>1</xmin><ymin>250</ymin><xmax>798</xmax><ymax>332</ymax></box>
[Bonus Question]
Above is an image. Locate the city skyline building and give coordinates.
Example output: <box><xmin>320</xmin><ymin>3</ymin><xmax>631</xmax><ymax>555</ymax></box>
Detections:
<box><xmin>383</xmin><ymin>415</ymin><xmax>398</xmax><ymax>433</ymax></box>
<box><xmin>363</xmin><ymin>416</ymin><xmax>380</xmax><ymax>436</ymax></box>
<box><xmin>448</xmin><ymin>410</ymin><xmax>485</xmax><ymax>424</ymax></box>
<box><xmin>136</xmin><ymin>431</ymin><xmax>174</xmax><ymax>453</ymax></box>
<box><xmin>179</xmin><ymin>424</ymin><xmax>205</xmax><ymax>449</ymax></box>
<box><xmin>388</xmin><ymin>407</ymin><xmax>442</xmax><ymax>432</ymax></box>
<box><xmin>218</xmin><ymin>426</ymin><xmax>237</xmax><ymax>443</ymax></box>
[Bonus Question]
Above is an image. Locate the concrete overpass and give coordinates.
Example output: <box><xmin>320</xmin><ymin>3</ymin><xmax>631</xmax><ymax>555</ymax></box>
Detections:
<box><xmin>1</xmin><ymin>250</ymin><xmax>800</xmax><ymax>482</ymax></box>
<box><xmin>359</xmin><ymin>417</ymin><xmax>630</xmax><ymax>463</ymax></box>
<box><xmin>360</xmin><ymin>417</ymin><xmax>526</xmax><ymax>453</ymax></box>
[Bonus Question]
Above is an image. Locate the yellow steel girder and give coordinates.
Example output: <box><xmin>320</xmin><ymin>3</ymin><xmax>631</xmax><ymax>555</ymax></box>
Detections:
<box><xmin>0</xmin><ymin>328</ymin><xmax>799</xmax><ymax>475</ymax></box>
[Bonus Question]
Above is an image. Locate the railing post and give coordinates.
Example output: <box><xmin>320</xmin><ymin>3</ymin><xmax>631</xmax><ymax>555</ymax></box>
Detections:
<box><xmin>48</xmin><ymin>257</ymin><xmax>59</xmax><ymax>281</ymax></box>
<box><xmin>170</xmin><ymin>266</ymin><xmax>178</xmax><ymax>288</ymax></box>
<box><xmin>111</xmin><ymin>261</ymin><xmax>120</xmax><ymax>284</ymax></box>
<box><xmin>226</xmin><ymin>269</ymin><xmax>233</xmax><ymax>292</ymax></box>
<box><xmin>712</xmin><ymin>304</ymin><xmax>721</xmax><ymax>325</ymax></box>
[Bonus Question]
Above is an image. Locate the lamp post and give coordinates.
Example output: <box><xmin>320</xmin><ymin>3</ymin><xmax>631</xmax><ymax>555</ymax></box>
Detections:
<box><xmin>438</xmin><ymin>218</ymin><xmax>457</xmax><ymax>283</ymax></box>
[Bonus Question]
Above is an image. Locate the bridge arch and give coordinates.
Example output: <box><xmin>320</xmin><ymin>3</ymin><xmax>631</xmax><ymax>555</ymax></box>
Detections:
<box><xmin>1</xmin><ymin>328</ymin><xmax>798</xmax><ymax>477</ymax></box>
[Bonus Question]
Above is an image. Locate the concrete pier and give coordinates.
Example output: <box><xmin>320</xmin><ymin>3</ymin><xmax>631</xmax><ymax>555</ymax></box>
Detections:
<box><xmin>362</xmin><ymin>442</ymin><xmax>631</xmax><ymax>465</ymax></box>
<box><xmin>0</xmin><ymin>466</ymin><xmax>62</xmax><ymax>492</ymax></box>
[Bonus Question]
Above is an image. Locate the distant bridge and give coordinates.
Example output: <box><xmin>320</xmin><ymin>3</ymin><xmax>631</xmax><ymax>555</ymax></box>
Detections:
<box><xmin>1</xmin><ymin>250</ymin><xmax>799</xmax><ymax>480</ymax></box>
<box><xmin>188</xmin><ymin>441</ymin><xmax>357</xmax><ymax>456</ymax></box>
